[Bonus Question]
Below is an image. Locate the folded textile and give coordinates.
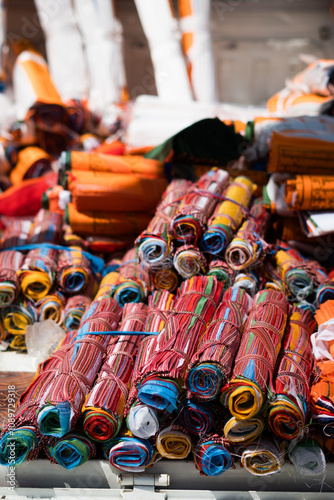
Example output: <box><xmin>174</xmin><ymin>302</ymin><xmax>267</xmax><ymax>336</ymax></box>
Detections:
<box><xmin>232</xmin><ymin>270</ymin><xmax>259</xmax><ymax>297</ymax></box>
<box><xmin>83</xmin><ymin>303</ymin><xmax>148</xmax><ymax>442</ymax></box>
<box><xmin>57</xmin><ymin>246</ymin><xmax>93</xmax><ymax>295</ymax></box>
<box><xmin>169</xmin><ymin>169</ymin><xmax>229</xmax><ymax>245</ymax></box>
<box><xmin>66</xmin><ymin>202</ymin><xmax>152</xmax><ymax>236</ymax></box>
<box><xmin>286</xmin><ymin>58</ymin><xmax>334</xmax><ymax>97</ymax></box>
<box><xmin>113</xmin><ymin>248</ymin><xmax>151</xmax><ymax>307</ymax></box>
<box><xmin>18</xmin><ymin>247</ymin><xmax>58</xmax><ymax>301</ymax></box>
<box><xmin>0</xmin><ymin>219</ymin><xmax>32</xmax><ymax>249</ymax></box>
<box><xmin>37</xmin><ymin>292</ymin><xmax>65</xmax><ymax>325</ymax></box>
<box><xmin>193</xmin><ymin>434</ymin><xmax>232</xmax><ymax>476</ymax></box>
<box><xmin>136</xmin><ymin>179</ymin><xmax>192</xmax><ymax>269</ymax></box>
<box><xmin>224</xmin><ymin>416</ymin><xmax>264</xmax><ymax>444</ymax></box>
<box><xmin>47</xmin><ymin>432</ymin><xmax>96</xmax><ymax>469</ymax></box>
<box><xmin>138</xmin><ymin>276</ymin><xmax>224</xmax><ymax>413</ymax></box>
<box><xmin>267</xmin><ymin>307</ymin><xmax>315</xmax><ymax>440</ymax></box>
<box><xmin>94</xmin><ymin>268</ymin><xmax>120</xmax><ymax>300</ymax></box>
<box><xmin>151</xmin><ymin>267</ymin><xmax>179</xmax><ymax>293</ymax></box>
<box><xmin>103</xmin><ymin>435</ymin><xmax>155</xmax><ymax>473</ymax></box>
<box><xmin>63</xmin><ymin>295</ymin><xmax>92</xmax><ymax>330</ymax></box>
<box><xmin>267</xmin><ymin>88</ymin><xmax>334</xmax><ymax>116</ymax></box>
<box><xmin>173</xmin><ymin>244</ymin><xmax>207</xmax><ymax>279</ymax></box>
<box><xmin>62</xmin><ymin>151</ymin><xmax>164</xmax><ymax>178</ymax></box>
<box><xmin>285</xmin><ymin>175</ymin><xmax>334</xmax><ymax>211</ymax></box>
<box><xmin>65</xmin><ymin>169</ymin><xmax>167</xmax><ymax>213</ymax></box>
<box><xmin>29</xmin><ymin>209</ymin><xmax>63</xmax><ymax>244</ymax></box>
<box><xmin>186</xmin><ymin>287</ymin><xmax>250</xmax><ymax>401</ymax></box>
<box><xmin>156</xmin><ymin>425</ymin><xmax>192</xmax><ymax>459</ymax></box>
<box><xmin>201</xmin><ymin>176</ymin><xmax>255</xmax><ymax>255</ymax></box>
<box><xmin>206</xmin><ymin>258</ymin><xmax>235</xmax><ymax>291</ymax></box>
<box><xmin>10</xmin><ymin>146</ymin><xmax>52</xmax><ymax>186</ymax></box>
<box><xmin>289</xmin><ymin>438</ymin><xmax>326</xmax><ymax>478</ymax></box>
<box><xmin>225</xmin><ymin>197</ymin><xmax>270</xmax><ymax>271</ymax></box>
<box><xmin>0</xmin><ymin>250</ymin><xmax>24</xmax><ymax>307</ymax></box>
<box><xmin>239</xmin><ymin>437</ymin><xmax>285</xmax><ymax>476</ymax></box>
<box><xmin>37</xmin><ymin>297</ymin><xmax>122</xmax><ymax>437</ymax></box>
<box><xmin>178</xmin><ymin>399</ymin><xmax>224</xmax><ymax>436</ymax></box>
<box><xmin>221</xmin><ymin>289</ymin><xmax>288</xmax><ymax>420</ymax></box>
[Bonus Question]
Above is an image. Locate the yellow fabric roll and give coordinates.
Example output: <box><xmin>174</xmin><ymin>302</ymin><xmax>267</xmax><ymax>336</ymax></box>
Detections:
<box><xmin>156</xmin><ymin>427</ymin><xmax>192</xmax><ymax>460</ymax></box>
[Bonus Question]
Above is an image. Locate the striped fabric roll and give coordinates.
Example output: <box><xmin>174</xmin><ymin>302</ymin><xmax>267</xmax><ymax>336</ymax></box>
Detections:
<box><xmin>37</xmin><ymin>297</ymin><xmax>122</xmax><ymax>437</ymax></box>
<box><xmin>94</xmin><ymin>260</ymin><xmax>121</xmax><ymax>300</ymax></box>
<box><xmin>46</xmin><ymin>432</ymin><xmax>96</xmax><ymax>469</ymax></box>
<box><xmin>113</xmin><ymin>248</ymin><xmax>151</xmax><ymax>307</ymax></box>
<box><xmin>186</xmin><ymin>287</ymin><xmax>250</xmax><ymax>400</ymax></box>
<box><xmin>1</xmin><ymin>296</ymin><xmax>38</xmax><ymax>350</ymax></box>
<box><xmin>178</xmin><ymin>399</ymin><xmax>224</xmax><ymax>436</ymax></box>
<box><xmin>83</xmin><ymin>303</ymin><xmax>148</xmax><ymax>442</ymax></box>
<box><xmin>0</xmin><ymin>250</ymin><xmax>24</xmax><ymax>307</ymax></box>
<box><xmin>239</xmin><ymin>437</ymin><xmax>285</xmax><ymax>476</ymax></box>
<box><xmin>170</xmin><ymin>169</ymin><xmax>229</xmax><ymax>245</ymax></box>
<box><xmin>18</xmin><ymin>247</ymin><xmax>58</xmax><ymax>301</ymax></box>
<box><xmin>207</xmin><ymin>259</ymin><xmax>235</xmax><ymax>291</ymax></box>
<box><xmin>29</xmin><ymin>209</ymin><xmax>63</xmax><ymax>244</ymax></box>
<box><xmin>225</xmin><ymin>197</ymin><xmax>270</xmax><ymax>271</ymax></box>
<box><xmin>136</xmin><ymin>179</ymin><xmax>192</xmax><ymax>269</ymax></box>
<box><xmin>201</xmin><ymin>176</ymin><xmax>255</xmax><ymax>255</ymax></box>
<box><xmin>57</xmin><ymin>246</ymin><xmax>92</xmax><ymax>294</ymax></box>
<box><xmin>221</xmin><ymin>290</ymin><xmax>288</xmax><ymax>420</ymax></box>
<box><xmin>63</xmin><ymin>295</ymin><xmax>92</xmax><ymax>330</ymax></box>
<box><xmin>138</xmin><ymin>276</ymin><xmax>224</xmax><ymax>413</ymax></box>
<box><xmin>267</xmin><ymin>87</ymin><xmax>334</xmax><ymax>116</ymax></box>
<box><xmin>0</xmin><ymin>220</ymin><xmax>32</xmax><ymax>248</ymax></box>
<box><xmin>173</xmin><ymin>244</ymin><xmax>207</xmax><ymax>279</ymax></box>
<box><xmin>224</xmin><ymin>416</ymin><xmax>264</xmax><ymax>444</ymax></box>
<box><xmin>151</xmin><ymin>266</ymin><xmax>179</xmax><ymax>293</ymax></box>
<box><xmin>103</xmin><ymin>435</ymin><xmax>155</xmax><ymax>473</ymax></box>
<box><xmin>156</xmin><ymin>425</ymin><xmax>192</xmax><ymax>459</ymax></box>
<box><xmin>315</xmin><ymin>280</ymin><xmax>334</xmax><ymax>308</ymax></box>
<box><xmin>37</xmin><ymin>292</ymin><xmax>65</xmax><ymax>325</ymax></box>
<box><xmin>193</xmin><ymin>434</ymin><xmax>233</xmax><ymax>476</ymax></box>
<box><xmin>267</xmin><ymin>307</ymin><xmax>315</xmax><ymax>440</ymax></box>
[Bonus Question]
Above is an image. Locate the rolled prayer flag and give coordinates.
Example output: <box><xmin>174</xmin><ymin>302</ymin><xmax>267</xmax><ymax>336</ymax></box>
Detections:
<box><xmin>0</xmin><ymin>220</ymin><xmax>32</xmax><ymax>249</ymax></box>
<box><xmin>221</xmin><ymin>289</ymin><xmax>289</xmax><ymax>420</ymax></box>
<box><xmin>103</xmin><ymin>435</ymin><xmax>155</xmax><ymax>473</ymax></box>
<box><xmin>186</xmin><ymin>287</ymin><xmax>250</xmax><ymax>401</ymax></box>
<box><xmin>37</xmin><ymin>297</ymin><xmax>122</xmax><ymax>437</ymax></box>
<box><xmin>83</xmin><ymin>302</ymin><xmax>148</xmax><ymax>442</ymax></box>
<box><xmin>193</xmin><ymin>434</ymin><xmax>233</xmax><ymax>477</ymax></box>
<box><xmin>46</xmin><ymin>431</ymin><xmax>96</xmax><ymax>469</ymax></box>
<box><xmin>113</xmin><ymin>248</ymin><xmax>151</xmax><ymax>307</ymax></box>
<box><xmin>18</xmin><ymin>247</ymin><xmax>58</xmax><ymax>301</ymax></box>
<box><xmin>207</xmin><ymin>259</ymin><xmax>235</xmax><ymax>291</ymax></box>
<box><xmin>169</xmin><ymin>169</ymin><xmax>229</xmax><ymax>245</ymax></box>
<box><xmin>94</xmin><ymin>267</ymin><xmax>120</xmax><ymax>300</ymax></box>
<box><xmin>136</xmin><ymin>179</ymin><xmax>192</xmax><ymax>269</ymax></box>
<box><xmin>173</xmin><ymin>244</ymin><xmax>207</xmax><ymax>279</ymax></box>
<box><xmin>224</xmin><ymin>416</ymin><xmax>264</xmax><ymax>444</ymax></box>
<box><xmin>37</xmin><ymin>292</ymin><xmax>65</xmax><ymax>325</ymax></box>
<box><xmin>29</xmin><ymin>209</ymin><xmax>63</xmax><ymax>244</ymax></box>
<box><xmin>0</xmin><ymin>250</ymin><xmax>24</xmax><ymax>307</ymax></box>
<box><xmin>225</xmin><ymin>197</ymin><xmax>270</xmax><ymax>271</ymax></box>
<box><xmin>10</xmin><ymin>146</ymin><xmax>52</xmax><ymax>186</ymax></box>
<box><xmin>64</xmin><ymin>295</ymin><xmax>92</xmax><ymax>331</ymax></box>
<box><xmin>138</xmin><ymin>276</ymin><xmax>224</xmax><ymax>413</ymax></box>
<box><xmin>267</xmin><ymin>307</ymin><xmax>315</xmax><ymax>440</ymax></box>
<box><xmin>201</xmin><ymin>176</ymin><xmax>255</xmax><ymax>256</ymax></box>
<box><xmin>156</xmin><ymin>425</ymin><xmax>192</xmax><ymax>459</ymax></box>
<box><xmin>239</xmin><ymin>437</ymin><xmax>285</xmax><ymax>476</ymax></box>
<box><xmin>289</xmin><ymin>438</ymin><xmax>326</xmax><ymax>478</ymax></box>
<box><xmin>178</xmin><ymin>399</ymin><xmax>224</xmax><ymax>436</ymax></box>
<box><xmin>57</xmin><ymin>246</ymin><xmax>92</xmax><ymax>295</ymax></box>
<box><xmin>151</xmin><ymin>267</ymin><xmax>179</xmax><ymax>293</ymax></box>
<box><xmin>285</xmin><ymin>175</ymin><xmax>334</xmax><ymax>211</ymax></box>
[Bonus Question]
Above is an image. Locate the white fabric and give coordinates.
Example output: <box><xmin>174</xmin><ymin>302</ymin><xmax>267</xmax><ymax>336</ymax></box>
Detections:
<box><xmin>289</xmin><ymin>442</ymin><xmax>326</xmax><ymax>478</ymax></box>
<box><xmin>13</xmin><ymin>52</ymin><xmax>46</xmax><ymax>119</ymax></box>
<box><xmin>311</xmin><ymin>318</ymin><xmax>334</xmax><ymax>361</ymax></box>
<box><xmin>127</xmin><ymin>403</ymin><xmax>159</xmax><ymax>439</ymax></box>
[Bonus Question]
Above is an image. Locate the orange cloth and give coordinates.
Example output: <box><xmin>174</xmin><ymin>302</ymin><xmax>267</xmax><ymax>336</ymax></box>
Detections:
<box><xmin>10</xmin><ymin>146</ymin><xmax>52</xmax><ymax>186</ymax></box>
<box><xmin>94</xmin><ymin>140</ymin><xmax>126</xmax><ymax>156</ymax></box>
<box><xmin>285</xmin><ymin>175</ymin><xmax>334</xmax><ymax>211</ymax></box>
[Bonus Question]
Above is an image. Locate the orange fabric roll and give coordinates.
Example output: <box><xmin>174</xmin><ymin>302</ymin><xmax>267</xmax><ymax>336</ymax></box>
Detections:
<box><xmin>94</xmin><ymin>140</ymin><xmax>126</xmax><ymax>156</ymax></box>
<box><xmin>67</xmin><ymin>170</ymin><xmax>167</xmax><ymax>213</ymax></box>
<box><xmin>65</xmin><ymin>151</ymin><xmax>164</xmax><ymax>178</ymax></box>
<box><xmin>66</xmin><ymin>203</ymin><xmax>152</xmax><ymax>236</ymax></box>
<box><xmin>285</xmin><ymin>175</ymin><xmax>334</xmax><ymax>211</ymax></box>
<box><xmin>10</xmin><ymin>146</ymin><xmax>52</xmax><ymax>186</ymax></box>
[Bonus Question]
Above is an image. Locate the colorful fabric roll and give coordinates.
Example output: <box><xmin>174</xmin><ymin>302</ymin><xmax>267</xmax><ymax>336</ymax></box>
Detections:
<box><xmin>178</xmin><ymin>400</ymin><xmax>224</xmax><ymax>436</ymax></box>
<box><xmin>193</xmin><ymin>435</ymin><xmax>233</xmax><ymax>476</ymax></box>
<box><xmin>267</xmin><ymin>307</ymin><xmax>315</xmax><ymax>440</ymax></box>
<box><xmin>239</xmin><ymin>437</ymin><xmax>285</xmax><ymax>476</ymax></box>
<box><xmin>136</xmin><ymin>179</ymin><xmax>191</xmax><ymax>269</ymax></box>
<box><xmin>316</xmin><ymin>280</ymin><xmax>334</xmax><ymax>308</ymax></box>
<box><xmin>151</xmin><ymin>267</ymin><xmax>179</xmax><ymax>293</ymax></box>
<box><xmin>224</xmin><ymin>416</ymin><xmax>264</xmax><ymax>444</ymax></box>
<box><xmin>0</xmin><ymin>250</ymin><xmax>24</xmax><ymax>307</ymax></box>
<box><xmin>170</xmin><ymin>169</ymin><xmax>229</xmax><ymax>245</ymax></box>
<box><xmin>94</xmin><ymin>269</ymin><xmax>120</xmax><ymax>300</ymax></box>
<box><xmin>0</xmin><ymin>220</ymin><xmax>32</xmax><ymax>248</ymax></box>
<box><xmin>113</xmin><ymin>248</ymin><xmax>151</xmax><ymax>307</ymax></box>
<box><xmin>1</xmin><ymin>295</ymin><xmax>37</xmax><ymax>348</ymax></box>
<box><xmin>186</xmin><ymin>287</ymin><xmax>250</xmax><ymax>400</ymax></box>
<box><xmin>57</xmin><ymin>246</ymin><xmax>92</xmax><ymax>294</ymax></box>
<box><xmin>37</xmin><ymin>292</ymin><xmax>65</xmax><ymax>325</ymax></box>
<box><xmin>10</xmin><ymin>146</ymin><xmax>52</xmax><ymax>186</ymax></box>
<box><xmin>285</xmin><ymin>175</ymin><xmax>334</xmax><ymax>211</ymax></box>
<box><xmin>232</xmin><ymin>270</ymin><xmax>259</xmax><ymax>297</ymax></box>
<box><xmin>37</xmin><ymin>297</ymin><xmax>122</xmax><ymax>437</ymax></box>
<box><xmin>207</xmin><ymin>259</ymin><xmax>235</xmax><ymax>291</ymax></box>
<box><xmin>173</xmin><ymin>244</ymin><xmax>207</xmax><ymax>279</ymax></box>
<box><xmin>225</xmin><ymin>197</ymin><xmax>270</xmax><ymax>271</ymax></box>
<box><xmin>29</xmin><ymin>209</ymin><xmax>63</xmax><ymax>244</ymax></box>
<box><xmin>83</xmin><ymin>302</ymin><xmax>148</xmax><ymax>442</ymax></box>
<box><xmin>289</xmin><ymin>438</ymin><xmax>326</xmax><ymax>478</ymax></box>
<box><xmin>156</xmin><ymin>425</ymin><xmax>192</xmax><ymax>459</ymax></box>
<box><xmin>138</xmin><ymin>276</ymin><xmax>224</xmax><ymax>413</ymax></box>
<box><xmin>201</xmin><ymin>176</ymin><xmax>255</xmax><ymax>255</ymax></box>
<box><xmin>104</xmin><ymin>435</ymin><xmax>155</xmax><ymax>473</ymax></box>
<box><xmin>65</xmin><ymin>169</ymin><xmax>167</xmax><ymax>213</ymax></box>
<box><xmin>47</xmin><ymin>432</ymin><xmax>96</xmax><ymax>469</ymax></box>
<box><xmin>221</xmin><ymin>289</ymin><xmax>288</xmax><ymax>420</ymax></box>
<box><xmin>66</xmin><ymin>202</ymin><xmax>152</xmax><ymax>237</ymax></box>
<box><xmin>18</xmin><ymin>247</ymin><xmax>58</xmax><ymax>301</ymax></box>
<box><xmin>63</xmin><ymin>295</ymin><xmax>92</xmax><ymax>331</ymax></box>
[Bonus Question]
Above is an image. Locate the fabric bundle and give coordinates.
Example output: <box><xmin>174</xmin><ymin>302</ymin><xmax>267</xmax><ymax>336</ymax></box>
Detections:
<box><xmin>63</xmin><ymin>295</ymin><xmax>92</xmax><ymax>330</ymax></box>
<box><xmin>0</xmin><ymin>220</ymin><xmax>32</xmax><ymax>248</ymax></box>
<box><xmin>225</xmin><ymin>197</ymin><xmax>270</xmax><ymax>271</ymax></box>
<box><xmin>46</xmin><ymin>431</ymin><xmax>96</xmax><ymax>469</ymax></box>
<box><xmin>0</xmin><ymin>250</ymin><xmax>24</xmax><ymax>307</ymax></box>
<box><xmin>151</xmin><ymin>267</ymin><xmax>179</xmax><ymax>293</ymax></box>
<box><xmin>201</xmin><ymin>176</ymin><xmax>255</xmax><ymax>255</ymax></box>
<box><xmin>169</xmin><ymin>169</ymin><xmax>229</xmax><ymax>245</ymax></box>
<box><xmin>137</xmin><ymin>276</ymin><xmax>224</xmax><ymax>413</ymax></box>
<box><xmin>193</xmin><ymin>434</ymin><xmax>233</xmax><ymax>476</ymax></box>
<box><xmin>239</xmin><ymin>437</ymin><xmax>285</xmax><ymax>476</ymax></box>
<box><xmin>173</xmin><ymin>244</ymin><xmax>207</xmax><ymax>279</ymax></box>
<box><xmin>18</xmin><ymin>247</ymin><xmax>58</xmax><ymax>301</ymax></box>
<box><xmin>113</xmin><ymin>248</ymin><xmax>151</xmax><ymax>307</ymax></box>
<box><xmin>37</xmin><ymin>292</ymin><xmax>65</xmax><ymax>325</ymax></box>
<box><xmin>223</xmin><ymin>416</ymin><xmax>265</xmax><ymax>444</ymax></box>
<box><xmin>136</xmin><ymin>179</ymin><xmax>192</xmax><ymax>269</ymax></box>
<box><xmin>57</xmin><ymin>247</ymin><xmax>92</xmax><ymax>294</ymax></box>
<box><xmin>221</xmin><ymin>289</ymin><xmax>289</xmax><ymax>420</ymax></box>
<box><xmin>178</xmin><ymin>400</ymin><xmax>224</xmax><ymax>436</ymax></box>
<box><xmin>267</xmin><ymin>307</ymin><xmax>315</xmax><ymax>440</ymax></box>
<box><xmin>156</xmin><ymin>425</ymin><xmax>192</xmax><ymax>460</ymax></box>
<box><xmin>285</xmin><ymin>175</ymin><xmax>334</xmax><ymax>211</ymax></box>
<box><xmin>186</xmin><ymin>287</ymin><xmax>250</xmax><ymax>401</ymax></box>
<box><xmin>9</xmin><ymin>146</ymin><xmax>52</xmax><ymax>186</ymax></box>
<box><xmin>0</xmin><ymin>296</ymin><xmax>38</xmax><ymax>350</ymax></box>
<box><xmin>289</xmin><ymin>438</ymin><xmax>326</xmax><ymax>478</ymax></box>
<box><xmin>29</xmin><ymin>209</ymin><xmax>63</xmax><ymax>244</ymax></box>
<box><xmin>103</xmin><ymin>435</ymin><xmax>155</xmax><ymax>473</ymax></box>
<box><xmin>37</xmin><ymin>297</ymin><xmax>122</xmax><ymax>437</ymax></box>
<box><xmin>83</xmin><ymin>302</ymin><xmax>148</xmax><ymax>442</ymax></box>
<box><xmin>206</xmin><ymin>259</ymin><xmax>235</xmax><ymax>291</ymax></box>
